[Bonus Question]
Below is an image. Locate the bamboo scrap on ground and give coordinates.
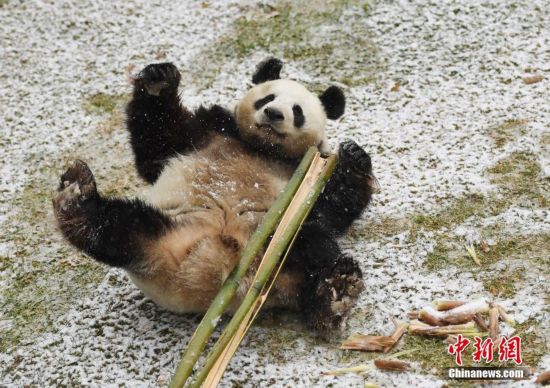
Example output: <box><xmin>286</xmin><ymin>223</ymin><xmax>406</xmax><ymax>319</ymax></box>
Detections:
<box><xmin>374</xmin><ymin>359</ymin><xmax>409</xmax><ymax>372</ymax></box>
<box><xmin>340</xmin><ymin>322</ymin><xmax>407</xmax><ymax>353</ymax></box>
<box><xmin>329</xmin><ymin>299</ymin><xmax>520</xmax><ymax>382</ymax></box>
<box><xmin>341</xmin><ymin>334</ymin><xmax>396</xmax><ymax>352</ymax></box>
<box><xmin>193</xmin><ymin>152</ymin><xmax>339</xmax><ymax>388</ymax></box>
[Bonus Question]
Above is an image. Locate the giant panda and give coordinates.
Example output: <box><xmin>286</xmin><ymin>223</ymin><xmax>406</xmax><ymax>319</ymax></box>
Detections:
<box><xmin>52</xmin><ymin>58</ymin><xmax>377</xmax><ymax>337</ymax></box>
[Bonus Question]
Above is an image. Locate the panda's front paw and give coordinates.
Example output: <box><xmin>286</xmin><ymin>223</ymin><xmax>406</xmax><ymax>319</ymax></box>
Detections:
<box><xmin>339</xmin><ymin>139</ymin><xmax>372</xmax><ymax>177</ymax></box>
<box><xmin>53</xmin><ymin>160</ymin><xmax>98</xmax><ymax>224</ymax></box>
<box><xmin>308</xmin><ymin>255</ymin><xmax>365</xmax><ymax>339</ymax></box>
<box><xmin>135</xmin><ymin>62</ymin><xmax>181</xmax><ymax>96</ymax></box>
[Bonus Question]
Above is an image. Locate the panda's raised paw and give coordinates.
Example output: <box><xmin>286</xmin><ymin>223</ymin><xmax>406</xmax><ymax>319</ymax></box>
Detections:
<box><xmin>53</xmin><ymin>160</ymin><xmax>97</xmax><ymax>217</ymax></box>
<box><xmin>339</xmin><ymin>139</ymin><xmax>372</xmax><ymax>177</ymax></box>
<box><xmin>135</xmin><ymin>62</ymin><xmax>181</xmax><ymax>96</ymax></box>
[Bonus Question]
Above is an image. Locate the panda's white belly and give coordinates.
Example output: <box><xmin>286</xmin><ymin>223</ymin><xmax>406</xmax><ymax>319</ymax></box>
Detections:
<box><xmin>141</xmin><ymin>136</ymin><xmax>290</xmax><ymax>225</ymax></box>
<box><xmin>130</xmin><ymin>137</ymin><xmax>292</xmax><ymax>312</ymax></box>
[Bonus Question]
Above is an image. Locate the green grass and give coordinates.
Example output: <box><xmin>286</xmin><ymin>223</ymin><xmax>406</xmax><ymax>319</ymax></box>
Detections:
<box><xmin>488</xmin><ymin>119</ymin><xmax>528</xmax><ymax>148</ymax></box>
<box><xmin>423</xmin><ymin>231</ymin><xmax>550</xmax><ymax>271</ymax></box>
<box><xmin>481</xmin><ymin>268</ymin><xmax>524</xmax><ymax>298</ymax></box>
<box><xmin>0</xmin><ymin>171</ymin><xmax>107</xmax><ymax>352</ymax></box>
<box><xmin>188</xmin><ymin>0</ymin><xmax>385</xmax><ymax>89</ymax></box>
<box><xmin>349</xmin><ymin>216</ymin><xmax>410</xmax><ymax>242</ymax></box>
<box><xmin>487</xmin><ymin>151</ymin><xmax>548</xmax><ymax>208</ymax></box>
<box><xmin>83</xmin><ymin>92</ymin><xmax>129</xmax><ymax>135</ymax></box>
<box><xmin>83</xmin><ymin>92</ymin><xmax>126</xmax><ymax>115</ymax></box>
<box><xmin>0</xmin><ymin>123</ymin><xmax>140</xmax><ymax>352</ymax></box>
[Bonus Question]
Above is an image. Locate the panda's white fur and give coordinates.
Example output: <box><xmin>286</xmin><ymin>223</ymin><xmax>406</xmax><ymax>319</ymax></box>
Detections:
<box><xmin>236</xmin><ymin>79</ymin><xmax>330</xmax><ymax>157</ymax></box>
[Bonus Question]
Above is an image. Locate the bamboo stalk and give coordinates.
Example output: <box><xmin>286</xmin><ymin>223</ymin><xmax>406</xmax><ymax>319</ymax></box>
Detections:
<box><xmin>191</xmin><ymin>154</ymin><xmax>339</xmax><ymax>387</ymax></box>
<box><xmin>433</xmin><ymin>300</ymin><xmax>466</xmax><ymax>311</ymax></box>
<box><xmin>168</xmin><ymin>148</ymin><xmax>317</xmax><ymax>388</ymax></box>
<box><xmin>205</xmin><ymin>223</ymin><xmax>305</xmax><ymax>386</ymax></box>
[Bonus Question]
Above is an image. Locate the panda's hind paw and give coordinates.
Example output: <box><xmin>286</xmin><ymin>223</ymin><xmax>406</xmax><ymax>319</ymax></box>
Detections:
<box><xmin>309</xmin><ymin>255</ymin><xmax>365</xmax><ymax>339</ymax></box>
<box><xmin>53</xmin><ymin>160</ymin><xmax>97</xmax><ymax>220</ymax></box>
<box><xmin>135</xmin><ymin>62</ymin><xmax>181</xmax><ymax>96</ymax></box>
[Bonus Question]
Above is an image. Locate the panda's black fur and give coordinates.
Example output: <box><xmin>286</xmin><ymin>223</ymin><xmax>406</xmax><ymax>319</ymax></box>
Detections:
<box><xmin>53</xmin><ymin>58</ymin><xmax>376</xmax><ymax>337</ymax></box>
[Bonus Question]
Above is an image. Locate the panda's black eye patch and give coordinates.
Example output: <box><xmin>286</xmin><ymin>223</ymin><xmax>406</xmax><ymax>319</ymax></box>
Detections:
<box><xmin>293</xmin><ymin>105</ymin><xmax>305</xmax><ymax>128</ymax></box>
<box><xmin>254</xmin><ymin>94</ymin><xmax>275</xmax><ymax>110</ymax></box>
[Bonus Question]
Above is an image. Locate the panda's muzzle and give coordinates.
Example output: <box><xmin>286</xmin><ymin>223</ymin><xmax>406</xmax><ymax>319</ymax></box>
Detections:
<box><xmin>264</xmin><ymin>107</ymin><xmax>284</xmax><ymax>122</ymax></box>
<box><xmin>256</xmin><ymin>122</ymin><xmax>287</xmax><ymax>138</ymax></box>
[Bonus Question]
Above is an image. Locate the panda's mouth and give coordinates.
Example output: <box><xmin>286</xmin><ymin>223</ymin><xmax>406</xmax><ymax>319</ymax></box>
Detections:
<box><xmin>256</xmin><ymin>123</ymin><xmax>287</xmax><ymax>138</ymax></box>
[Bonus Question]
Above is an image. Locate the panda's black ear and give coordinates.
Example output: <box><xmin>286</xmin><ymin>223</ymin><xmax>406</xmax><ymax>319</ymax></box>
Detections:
<box><xmin>252</xmin><ymin>58</ymin><xmax>283</xmax><ymax>84</ymax></box>
<box><xmin>319</xmin><ymin>86</ymin><xmax>345</xmax><ymax>120</ymax></box>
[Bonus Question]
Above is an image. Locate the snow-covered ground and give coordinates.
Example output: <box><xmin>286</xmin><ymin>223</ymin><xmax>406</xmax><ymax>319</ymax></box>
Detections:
<box><xmin>1</xmin><ymin>0</ymin><xmax>548</xmax><ymax>386</ymax></box>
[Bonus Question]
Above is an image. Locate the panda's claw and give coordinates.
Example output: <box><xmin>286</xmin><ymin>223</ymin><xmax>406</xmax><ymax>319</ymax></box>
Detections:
<box><xmin>136</xmin><ymin>62</ymin><xmax>181</xmax><ymax>96</ymax></box>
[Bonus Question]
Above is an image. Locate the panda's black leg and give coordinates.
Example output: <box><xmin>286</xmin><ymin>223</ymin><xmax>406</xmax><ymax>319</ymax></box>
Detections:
<box><xmin>308</xmin><ymin>139</ymin><xmax>376</xmax><ymax>235</ymax></box>
<box><xmin>126</xmin><ymin>63</ymin><xmax>204</xmax><ymax>184</ymax></box>
<box><xmin>52</xmin><ymin>160</ymin><xmax>172</xmax><ymax>268</ymax></box>
<box><xmin>287</xmin><ymin>223</ymin><xmax>364</xmax><ymax>338</ymax></box>
<box><xmin>305</xmin><ymin>255</ymin><xmax>364</xmax><ymax>338</ymax></box>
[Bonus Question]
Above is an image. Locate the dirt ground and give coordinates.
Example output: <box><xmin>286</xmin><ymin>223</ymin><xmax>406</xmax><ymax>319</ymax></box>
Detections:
<box><xmin>0</xmin><ymin>0</ymin><xmax>548</xmax><ymax>386</ymax></box>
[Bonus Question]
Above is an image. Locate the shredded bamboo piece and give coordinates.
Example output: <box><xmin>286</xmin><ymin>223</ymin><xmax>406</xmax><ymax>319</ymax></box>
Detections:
<box><xmin>374</xmin><ymin>359</ymin><xmax>409</xmax><ymax>372</ymax></box>
<box><xmin>465</xmin><ymin>244</ymin><xmax>481</xmax><ymax>265</ymax></box>
<box><xmin>341</xmin><ymin>334</ymin><xmax>396</xmax><ymax>352</ymax></box>
<box><xmin>496</xmin><ymin>305</ymin><xmax>515</xmax><ymax>326</ymax></box>
<box><xmin>384</xmin><ymin>323</ymin><xmax>408</xmax><ymax>353</ymax></box>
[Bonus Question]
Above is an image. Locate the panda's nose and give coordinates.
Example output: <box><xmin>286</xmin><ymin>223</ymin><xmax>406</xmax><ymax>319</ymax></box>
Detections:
<box><xmin>264</xmin><ymin>107</ymin><xmax>284</xmax><ymax>122</ymax></box>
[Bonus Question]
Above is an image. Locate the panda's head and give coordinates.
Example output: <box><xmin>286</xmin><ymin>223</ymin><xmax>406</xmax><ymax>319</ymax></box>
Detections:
<box><xmin>235</xmin><ymin>58</ymin><xmax>345</xmax><ymax>159</ymax></box>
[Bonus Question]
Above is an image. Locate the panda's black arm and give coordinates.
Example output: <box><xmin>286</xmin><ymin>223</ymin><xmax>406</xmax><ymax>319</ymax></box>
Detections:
<box><xmin>126</xmin><ymin>63</ymin><xmax>206</xmax><ymax>184</ymax></box>
<box><xmin>53</xmin><ymin>161</ymin><xmax>172</xmax><ymax>268</ymax></box>
<box><xmin>75</xmin><ymin>197</ymin><xmax>172</xmax><ymax>268</ymax></box>
<box><xmin>306</xmin><ymin>140</ymin><xmax>375</xmax><ymax>235</ymax></box>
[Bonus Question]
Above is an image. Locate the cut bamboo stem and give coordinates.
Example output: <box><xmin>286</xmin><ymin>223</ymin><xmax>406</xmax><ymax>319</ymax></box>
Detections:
<box><xmin>409</xmin><ymin>322</ymin><xmax>478</xmax><ymax>337</ymax></box>
<box><xmin>168</xmin><ymin>148</ymin><xmax>317</xmax><ymax>388</ymax></box>
<box><xmin>434</xmin><ymin>300</ymin><xmax>466</xmax><ymax>311</ymax></box>
<box><xmin>191</xmin><ymin>153</ymin><xmax>338</xmax><ymax>387</ymax></box>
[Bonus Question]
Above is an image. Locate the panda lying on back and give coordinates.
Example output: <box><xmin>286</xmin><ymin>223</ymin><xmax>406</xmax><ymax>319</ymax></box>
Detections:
<box><xmin>53</xmin><ymin>58</ymin><xmax>377</xmax><ymax>337</ymax></box>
